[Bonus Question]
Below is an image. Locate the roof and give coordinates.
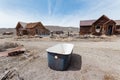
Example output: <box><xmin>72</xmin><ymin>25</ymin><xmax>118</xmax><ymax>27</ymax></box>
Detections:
<box><xmin>92</xmin><ymin>15</ymin><xmax>110</xmax><ymax>25</ymax></box>
<box><xmin>115</xmin><ymin>20</ymin><xmax>120</xmax><ymax>25</ymax></box>
<box><xmin>80</xmin><ymin>20</ymin><xmax>120</xmax><ymax>26</ymax></box>
<box><xmin>26</xmin><ymin>22</ymin><xmax>40</xmax><ymax>29</ymax></box>
<box><xmin>19</xmin><ymin>22</ymin><xmax>27</xmax><ymax>28</ymax></box>
<box><xmin>80</xmin><ymin>20</ymin><xmax>96</xmax><ymax>26</ymax></box>
<box><xmin>18</xmin><ymin>22</ymin><xmax>43</xmax><ymax>29</ymax></box>
<box><xmin>104</xmin><ymin>20</ymin><xmax>116</xmax><ymax>25</ymax></box>
<box><xmin>80</xmin><ymin>15</ymin><xmax>120</xmax><ymax>26</ymax></box>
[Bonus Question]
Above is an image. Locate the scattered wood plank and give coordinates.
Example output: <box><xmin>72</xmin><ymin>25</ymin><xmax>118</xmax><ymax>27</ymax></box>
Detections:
<box><xmin>1</xmin><ymin>70</ymin><xmax>16</xmax><ymax>80</ymax></box>
<box><xmin>0</xmin><ymin>46</ymin><xmax>25</xmax><ymax>57</ymax></box>
<box><xmin>0</xmin><ymin>69</ymin><xmax>24</xmax><ymax>80</ymax></box>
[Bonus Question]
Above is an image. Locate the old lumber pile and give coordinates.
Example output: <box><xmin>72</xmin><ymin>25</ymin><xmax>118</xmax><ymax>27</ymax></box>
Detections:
<box><xmin>0</xmin><ymin>68</ymin><xmax>23</xmax><ymax>80</ymax></box>
<box><xmin>0</xmin><ymin>46</ymin><xmax>25</xmax><ymax>57</ymax></box>
<box><xmin>2</xmin><ymin>32</ymin><xmax>13</xmax><ymax>35</ymax></box>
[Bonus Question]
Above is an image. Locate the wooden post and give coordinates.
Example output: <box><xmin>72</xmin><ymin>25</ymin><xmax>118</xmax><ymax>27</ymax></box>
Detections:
<box><xmin>68</xmin><ymin>32</ymin><xmax>70</xmax><ymax>37</ymax></box>
<box><xmin>102</xmin><ymin>25</ymin><xmax>105</xmax><ymax>35</ymax></box>
<box><xmin>91</xmin><ymin>25</ymin><xmax>94</xmax><ymax>35</ymax></box>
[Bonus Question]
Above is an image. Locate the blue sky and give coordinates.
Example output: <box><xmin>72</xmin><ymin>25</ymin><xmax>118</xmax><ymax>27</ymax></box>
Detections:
<box><xmin>0</xmin><ymin>0</ymin><xmax>120</xmax><ymax>28</ymax></box>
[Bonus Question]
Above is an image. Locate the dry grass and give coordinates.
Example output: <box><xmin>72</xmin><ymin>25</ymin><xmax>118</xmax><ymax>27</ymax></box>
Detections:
<box><xmin>0</xmin><ymin>35</ymin><xmax>120</xmax><ymax>80</ymax></box>
<box><xmin>0</xmin><ymin>42</ymin><xmax>19</xmax><ymax>52</ymax></box>
<box><xmin>104</xmin><ymin>74</ymin><xmax>115</xmax><ymax>80</ymax></box>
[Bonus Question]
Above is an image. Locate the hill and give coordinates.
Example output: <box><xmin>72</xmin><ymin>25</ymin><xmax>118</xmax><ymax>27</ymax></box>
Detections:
<box><xmin>0</xmin><ymin>26</ymin><xmax>79</xmax><ymax>34</ymax></box>
<box><xmin>45</xmin><ymin>26</ymin><xmax>79</xmax><ymax>32</ymax></box>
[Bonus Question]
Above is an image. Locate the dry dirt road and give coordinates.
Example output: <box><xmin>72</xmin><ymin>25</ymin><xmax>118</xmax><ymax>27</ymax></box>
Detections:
<box><xmin>0</xmin><ymin>37</ymin><xmax>120</xmax><ymax>80</ymax></box>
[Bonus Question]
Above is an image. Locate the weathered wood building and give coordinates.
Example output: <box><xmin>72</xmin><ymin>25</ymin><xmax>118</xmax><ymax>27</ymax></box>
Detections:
<box><xmin>16</xmin><ymin>22</ymin><xmax>50</xmax><ymax>36</ymax></box>
<box><xmin>80</xmin><ymin>15</ymin><xmax>120</xmax><ymax>35</ymax></box>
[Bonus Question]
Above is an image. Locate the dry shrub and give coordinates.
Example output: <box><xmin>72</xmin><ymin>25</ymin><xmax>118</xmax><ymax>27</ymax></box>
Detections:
<box><xmin>0</xmin><ymin>42</ymin><xmax>19</xmax><ymax>52</ymax></box>
<box><xmin>104</xmin><ymin>74</ymin><xmax>115</xmax><ymax>80</ymax></box>
<box><xmin>0</xmin><ymin>44</ymin><xmax>6</xmax><ymax>52</ymax></box>
<box><xmin>0</xmin><ymin>45</ymin><xmax>4</xmax><ymax>51</ymax></box>
<box><xmin>3</xmin><ymin>42</ymin><xmax>18</xmax><ymax>49</ymax></box>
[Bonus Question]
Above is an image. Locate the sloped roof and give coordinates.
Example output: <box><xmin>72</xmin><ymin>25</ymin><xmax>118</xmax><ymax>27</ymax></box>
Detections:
<box><xmin>26</xmin><ymin>22</ymin><xmax>40</xmax><ymax>29</ymax></box>
<box><xmin>80</xmin><ymin>20</ymin><xmax>96</xmax><ymax>26</ymax></box>
<box><xmin>92</xmin><ymin>15</ymin><xmax>110</xmax><ymax>25</ymax></box>
<box><xmin>80</xmin><ymin>20</ymin><xmax>120</xmax><ymax>26</ymax></box>
<box><xmin>80</xmin><ymin>15</ymin><xmax>120</xmax><ymax>26</ymax></box>
<box><xmin>104</xmin><ymin>20</ymin><xmax>116</xmax><ymax>25</ymax></box>
<box><xmin>19</xmin><ymin>22</ymin><xmax>27</xmax><ymax>28</ymax></box>
<box><xmin>115</xmin><ymin>20</ymin><xmax>120</xmax><ymax>25</ymax></box>
<box><xmin>18</xmin><ymin>22</ymin><xmax>43</xmax><ymax>29</ymax></box>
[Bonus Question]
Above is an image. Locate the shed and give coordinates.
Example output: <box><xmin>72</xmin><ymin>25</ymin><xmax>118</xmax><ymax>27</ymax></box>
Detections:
<box><xmin>16</xmin><ymin>22</ymin><xmax>50</xmax><ymax>36</ymax></box>
<box><xmin>80</xmin><ymin>15</ymin><xmax>120</xmax><ymax>35</ymax></box>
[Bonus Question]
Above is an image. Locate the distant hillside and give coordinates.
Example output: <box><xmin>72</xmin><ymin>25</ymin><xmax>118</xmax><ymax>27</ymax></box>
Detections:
<box><xmin>45</xmin><ymin>26</ymin><xmax>79</xmax><ymax>32</ymax></box>
<box><xmin>0</xmin><ymin>28</ymin><xmax>16</xmax><ymax>34</ymax></box>
<box><xmin>0</xmin><ymin>26</ymin><xmax>79</xmax><ymax>34</ymax></box>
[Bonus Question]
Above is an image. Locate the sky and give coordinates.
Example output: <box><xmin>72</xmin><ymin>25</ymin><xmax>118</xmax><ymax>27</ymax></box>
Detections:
<box><xmin>0</xmin><ymin>0</ymin><xmax>120</xmax><ymax>28</ymax></box>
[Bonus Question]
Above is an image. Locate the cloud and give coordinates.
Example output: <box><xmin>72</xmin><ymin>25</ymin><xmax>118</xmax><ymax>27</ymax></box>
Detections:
<box><xmin>48</xmin><ymin>0</ymin><xmax>52</xmax><ymax>15</ymax></box>
<box><xmin>79</xmin><ymin>0</ymin><xmax>120</xmax><ymax>19</ymax></box>
<box><xmin>0</xmin><ymin>10</ymin><xmax>42</xmax><ymax>28</ymax></box>
<box><xmin>0</xmin><ymin>0</ymin><xmax>120</xmax><ymax>28</ymax></box>
<box><xmin>47</xmin><ymin>0</ymin><xmax>58</xmax><ymax>15</ymax></box>
<box><xmin>52</xmin><ymin>0</ymin><xmax>62</xmax><ymax>15</ymax></box>
<box><xmin>53</xmin><ymin>0</ymin><xmax>120</xmax><ymax>27</ymax></box>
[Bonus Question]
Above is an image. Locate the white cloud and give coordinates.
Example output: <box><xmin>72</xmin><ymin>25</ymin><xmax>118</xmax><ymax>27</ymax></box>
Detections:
<box><xmin>48</xmin><ymin>0</ymin><xmax>52</xmax><ymax>15</ymax></box>
<box><xmin>0</xmin><ymin>10</ymin><xmax>40</xmax><ymax>28</ymax></box>
<box><xmin>47</xmin><ymin>0</ymin><xmax>120</xmax><ymax>27</ymax></box>
<box><xmin>59</xmin><ymin>0</ymin><xmax>120</xmax><ymax>27</ymax></box>
<box><xmin>0</xmin><ymin>0</ymin><xmax>120</xmax><ymax>28</ymax></box>
<box><xmin>52</xmin><ymin>0</ymin><xmax>62</xmax><ymax>15</ymax></box>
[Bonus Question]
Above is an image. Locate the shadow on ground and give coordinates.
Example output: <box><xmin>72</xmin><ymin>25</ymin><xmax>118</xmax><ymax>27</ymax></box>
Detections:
<box><xmin>68</xmin><ymin>53</ymin><xmax>82</xmax><ymax>71</ymax></box>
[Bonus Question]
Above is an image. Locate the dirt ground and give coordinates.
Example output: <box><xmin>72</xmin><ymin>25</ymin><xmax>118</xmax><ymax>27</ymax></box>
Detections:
<box><xmin>0</xmin><ymin>36</ymin><xmax>120</xmax><ymax>80</ymax></box>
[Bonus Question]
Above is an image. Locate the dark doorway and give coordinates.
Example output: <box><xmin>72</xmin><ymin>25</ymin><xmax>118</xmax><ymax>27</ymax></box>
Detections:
<box><xmin>35</xmin><ymin>29</ymin><xmax>39</xmax><ymax>34</ymax></box>
<box><xmin>22</xmin><ymin>30</ymin><xmax>28</xmax><ymax>35</ymax></box>
<box><xmin>107</xmin><ymin>25</ymin><xmax>113</xmax><ymax>35</ymax></box>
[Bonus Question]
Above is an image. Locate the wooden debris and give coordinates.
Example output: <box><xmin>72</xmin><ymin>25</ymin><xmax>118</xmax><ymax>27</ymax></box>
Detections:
<box><xmin>1</xmin><ymin>69</ymin><xmax>24</xmax><ymax>80</ymax></box>
<box><xmin>2</xmin><ymin>32</ymin><xmax>13</xmax><ymax>35</ymax></box>
<box><xmin>0</xmin><ymin>46</ymin><xmax>25</xmax><ymax>57</ymax></box>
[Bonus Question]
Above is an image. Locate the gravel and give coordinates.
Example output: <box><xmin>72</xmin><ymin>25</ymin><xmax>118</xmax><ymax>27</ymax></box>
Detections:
<box><xmin>0</xmin><ymin>37</ymin><xmax>120</xmax><ymax>80</ymax></box>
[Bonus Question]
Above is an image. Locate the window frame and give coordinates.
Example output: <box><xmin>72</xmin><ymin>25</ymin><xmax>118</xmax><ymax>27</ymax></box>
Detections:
<box><xmin>95</xmin><ymin>25</ymin><xmax>101</xmax><ymax>33</ymax></box>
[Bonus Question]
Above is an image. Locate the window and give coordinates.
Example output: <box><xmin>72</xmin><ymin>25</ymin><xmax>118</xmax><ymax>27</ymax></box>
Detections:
<box><xmin>35</xmin><ymin>29</ymin><xmax>39</xmax><ymax>34</ymax></box>
<box><xmin>95</xmin><ymin>25</ymin><xmax>101</xmax><ymax>33</ymax></box>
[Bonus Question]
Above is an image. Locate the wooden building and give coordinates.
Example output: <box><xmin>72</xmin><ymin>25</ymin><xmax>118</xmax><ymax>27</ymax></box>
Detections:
<box><xmin>80</xmin><ymin>15</ymin><xmax>120</xmax><ymax>35</ymax></box>
<box><xmin>16</xmin><ymin>22</ymin><xmax>50</xmax><ymax>36</ymax></box>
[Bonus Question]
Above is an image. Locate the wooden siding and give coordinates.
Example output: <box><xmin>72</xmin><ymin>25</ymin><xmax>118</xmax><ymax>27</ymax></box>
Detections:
<box><xmin>80</xmin><ymin>15</ymin><xmax>120</xmax><ymax>35</ymax></box>
<box><xmin>16</xmin><ymin>22</ymin><xmax>50</xmax><ymax>36</ymax></box>
<box><xmin>80</xmin><ymin>26</ymin><xmax>92</xmax><ymax>35</ymax></box>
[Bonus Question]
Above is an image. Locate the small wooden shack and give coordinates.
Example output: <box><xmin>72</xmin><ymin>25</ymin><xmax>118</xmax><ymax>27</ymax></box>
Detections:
<box><xmin>80</xmin><ymin>15</ymin><xmax>120</xmax><ymax>35</ymax></box>
<box><xmin>16</xmin><ymin>22</ymin><xmax>50</xmax><ymax>36</ymax></box>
